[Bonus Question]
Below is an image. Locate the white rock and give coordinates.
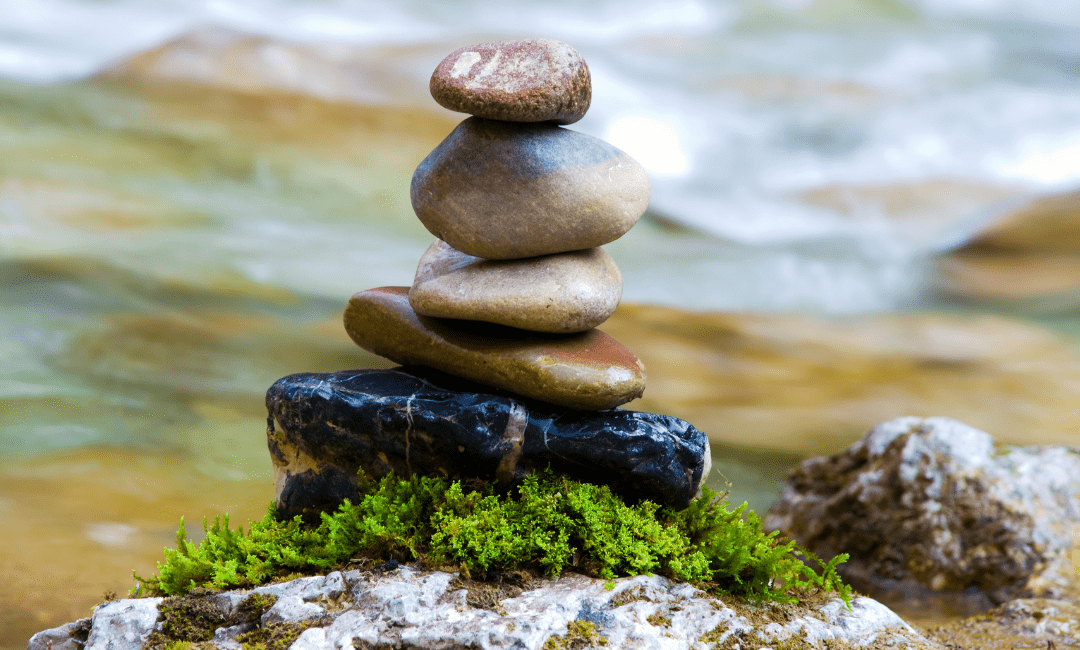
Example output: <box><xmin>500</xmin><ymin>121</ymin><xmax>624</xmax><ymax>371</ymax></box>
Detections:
<box><xmin>27</xmin><ymin>620</ymin><xmax>90</xmax><ymax>650</ymax></box>
<box><xmin>33</xmin><ymin>570</ymin><xmax>936</xmax><ymax>650</ymax></box>
<box><xmin>252</xmin><ymin>571</ymin><xmax>345</xmax><ymax>602</ymax></box>
<box><xmin>210</xmin><ymin>624</ymin><xmax>250</xmax><ymax>650</ymax></box>
<box><xmin>84</xmin><ymin>598</ymin><xmax>163</xmax><ymax>650</ymax></box>
<box><xmin>289</xmin><ymin>626</ymin><xmax>328</xmax><ymax>650</ymax></box>
<box><xmin>260</xmin><ymin>595</ymin><xmax>328</xmax><ymax>625</ymax></box>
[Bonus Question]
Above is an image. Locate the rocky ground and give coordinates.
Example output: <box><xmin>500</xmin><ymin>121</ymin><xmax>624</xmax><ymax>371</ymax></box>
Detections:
<box><xmin>30</xmin><ymin>569</ymin><xmax>932</xmax><ymax>650</ymax></box>
<box><xmin>28</xmin><ymin>417</ymin><xmax>1080</xmax><ymax>649</ymax></box>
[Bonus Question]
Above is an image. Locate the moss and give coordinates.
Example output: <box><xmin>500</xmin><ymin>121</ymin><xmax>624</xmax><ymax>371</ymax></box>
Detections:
<box><xmin>646</xmin><ymin>612</ymin><xmax>671</xmax><ymax>627</ymax></box>
<box><xmin>236</xmin><ymin>622</ymin><xmax>312</xmax><ymax>650</ymax></box>
<box><xmin>152</xmin><ymin>588</ymin><xmax>229</xmax><ymax>644</ymax></box>
<box><xmin>542</xmin><ymin>620</ymin><xmax>608</xmax><ymax>649</ymax></box>
<box><xmin>135</xmin><ymin>468</ymin><xmax>851</xmax><ymax>607</ymax></box>
<box><xmin>70</xmin><ymin>618</ymin><xmax>92</xmax><ymax>646</ymax></box>
<box><xmin>609</xmin><ymin>585</ymin><xmax>653</xmax><ymax>608</ymax></box>
<box><xmin>143</xmin><ymin>590</ymin><xmax>278</xmax><ymax>650</ymax></box>
<box><xmin>447</xmin><ymin>568</ymin><xmax>540</xmax><ymax>613</ymax></box>
<box><xmin>234</xmin><ymin>593</ymin><xmax>279</xmax><ymax>626</ymax></box>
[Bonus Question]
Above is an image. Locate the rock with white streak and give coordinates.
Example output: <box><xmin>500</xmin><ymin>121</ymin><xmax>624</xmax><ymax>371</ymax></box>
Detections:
<box><xmin>265</xmin><ymin>368</ymin><xmax>709</xmax><ymax>519</ymax></box>
<box><xmin>430</xmin><ymin>39</ymin><xmax>591</xmax><ymax>124</ymax></box>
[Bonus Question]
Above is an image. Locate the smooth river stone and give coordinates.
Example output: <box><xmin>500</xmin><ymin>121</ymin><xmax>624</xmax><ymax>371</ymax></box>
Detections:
<box><xmin>410</xmin><ymin>117</ymin><xmax>650</xmax><ymax>260</ymax></box>
<box><xmin>409</xmin><ymin>239</ymin><xmax>622</xmax><ymax>333</ymax></box>
<box><xmin>343</xmin><ymin>286</ymin><xmax>646</xmax><ymax>410</ymax></box>
<box><xmin>429</xmin><ymin>39</ymin><xmax>590</xmax><ymax>124</ymax></box>
<box><xmin>266</xmin><ymin>368</ymin><xmax>710</xmax><ymax>520</ymax></box>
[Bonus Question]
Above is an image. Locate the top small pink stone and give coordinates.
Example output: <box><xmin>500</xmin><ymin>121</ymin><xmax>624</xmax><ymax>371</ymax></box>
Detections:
<box><xmin>429</xmin><ymin>39</ymin><xmax>591</xmax><ymax>124</ymax></box>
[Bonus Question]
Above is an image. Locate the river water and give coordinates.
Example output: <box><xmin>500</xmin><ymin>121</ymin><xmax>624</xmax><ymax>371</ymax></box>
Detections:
<box><xmin>3</xmin><ymin>0</ymin><xmax>1080</xmax><ymax>645</ymax></box>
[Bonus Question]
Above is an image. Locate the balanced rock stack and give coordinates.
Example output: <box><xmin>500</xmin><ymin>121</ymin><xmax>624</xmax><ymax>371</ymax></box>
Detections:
<box><xmin>266</xmin><ymin>39</ymin><xmax>710</xmax><ymax>520</ymax></box>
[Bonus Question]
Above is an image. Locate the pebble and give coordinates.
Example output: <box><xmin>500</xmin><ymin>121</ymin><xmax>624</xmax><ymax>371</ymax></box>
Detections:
<box><xmin>410</xmin><ymin>116</ymin><xmax>650</xmax><ymax>260</ymax></box>
<box><xmin>409</xmin><ymin>239</ymin><xmax>622</xmax><ymax>333</ymax></box>
<box><xmin>342</xmin><ymin>286</ymin><xmax>646</xmax><ymax>410</ymax></box>
<box><xmin>429</xmin><ymin>38</ymin><xmax>591</xmax><ymax>124</ymax></box>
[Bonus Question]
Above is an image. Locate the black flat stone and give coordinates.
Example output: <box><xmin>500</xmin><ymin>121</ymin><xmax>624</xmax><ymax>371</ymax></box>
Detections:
<box><xmin>265</xmin><ymin>368</ymin><xmax>711</xmax><ymax>520</ymax></box>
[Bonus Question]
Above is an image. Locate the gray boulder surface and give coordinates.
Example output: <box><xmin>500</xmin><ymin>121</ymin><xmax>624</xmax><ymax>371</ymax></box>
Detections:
<box><xmin>766</xmin><ymin>416</ymin><xmax>1080</xmax><ymax>607</ymax></box>
<box><xmin>27</xmin><ymin>598</ymin><xmax>164</xmax><ymax>650</ymax></box>
<box><xmin>29</xmin><ymin>568</ymin><xmax>936</xmax><ymax>650</ymax></box>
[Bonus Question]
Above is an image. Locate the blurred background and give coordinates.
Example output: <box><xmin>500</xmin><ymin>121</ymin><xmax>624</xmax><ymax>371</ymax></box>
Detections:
<box><xmin>3</xmin><ymin>0</ymin><xmax>1080</xmax><ymax>645</ymax></box>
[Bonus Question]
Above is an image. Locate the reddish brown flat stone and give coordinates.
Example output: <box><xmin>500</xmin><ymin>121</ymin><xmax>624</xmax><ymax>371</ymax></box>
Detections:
<box><xmin>430</xmin><ymin>39</ymin><xmax>590</xmax><ymax>124</ymax></box>
<box><xmin>343</xmin><ymin>286</ymin><xmax>646</xmax><ymax>410</ymax></box>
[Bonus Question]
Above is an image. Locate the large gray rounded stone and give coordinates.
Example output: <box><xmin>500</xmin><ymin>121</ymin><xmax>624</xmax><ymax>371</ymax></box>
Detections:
<box><xmin>429</xmin><ymin>39</ymin><xmax>591</xmax><ymax>124</ymax></box>
<box><xmin>410</xmin><ymin>117</ymin><xmax>650</xmax><ymax>260</ymax></box>
<box><xmin>409</xmin><ymin>239</ymin><xmax>622</xmax><ymax>333</ymax></box>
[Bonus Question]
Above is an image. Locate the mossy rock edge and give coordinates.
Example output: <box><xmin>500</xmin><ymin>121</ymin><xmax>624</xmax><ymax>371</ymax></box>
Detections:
<box><xmin>134</xmin><ymin>469</ymin><xmax>851</xmax><ymax>607</ymax></box>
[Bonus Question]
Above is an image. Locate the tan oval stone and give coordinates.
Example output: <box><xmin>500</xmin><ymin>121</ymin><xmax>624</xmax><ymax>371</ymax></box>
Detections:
<box><xmin>408</xmin><ymin>240</ymin><xmax>622</xmax><ymax>333</ymax></box>
<box><xmin>958</xmin><ymin>188</ymin><xmax>1080</xmax><ymax>254</ymax></box>
<box><xmin>430</xmin><ymin>39</ymin><xmax>591</xmax><ymax>124</ymax></box>
<box><xmin>411</xmin><ymin>117</ymin><xmax>650</xmax><ymax>259</ymax></box>
<box><xmin>343</xmin><ymin>286</ymin><xmax>646</xmax><ymax>410</ymax></box>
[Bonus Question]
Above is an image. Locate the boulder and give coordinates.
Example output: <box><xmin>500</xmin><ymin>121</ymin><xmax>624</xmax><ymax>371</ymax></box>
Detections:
<box><xmin>31</xmin><ymin>568</ymin><xmax>935</xmax><ymax>650</ymax></box>
<box><xmin>765</xmin><ymin>416</ymin><xmax>1080</xmax><ymax>608</ymax></box>
<box><xmin>265</xmin><ymin>367</ymin><xmax>709</xmax><ymax>519</ymax></box>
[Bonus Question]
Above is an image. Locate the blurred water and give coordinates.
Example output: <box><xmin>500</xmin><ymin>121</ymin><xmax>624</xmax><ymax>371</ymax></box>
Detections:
<box><xmin>5</xmin><ymin>1</ymin><xmax>1080</xmax><ymax>287</ymax></box>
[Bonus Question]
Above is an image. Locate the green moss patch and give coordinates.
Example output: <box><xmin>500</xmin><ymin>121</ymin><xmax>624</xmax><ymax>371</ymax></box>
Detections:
<box><xmin>646</xmin><ymin>612</ymin><xmax>672</xmax><ymax>627</ymax></box>
<box><xmin>543</xmin><ymin>620</ymin><xmax>608</xmax><ymax>649</ymax></box>
<box><xmin>144</xmin><ymin>590</ymin><xmax>278</xmax><ymax>650</ymax></box>
<box><xmin>236</xmin><ymin>622</ymin><xmax>314</xmax><ymax>650</ymax></box>
<box><xmin>447</xmin><ymin>568</ymin><xmax>540</xmax><ymax>613</ymax></box>
<box><xmin>609</xmin><ymin>584</ymin><xmax>653</xmax><ymax>608</ymax></box>
<box><xmin>134</xmin><ymin>469</ymin><xmax>850</xmax><ymax>606</ymax></box>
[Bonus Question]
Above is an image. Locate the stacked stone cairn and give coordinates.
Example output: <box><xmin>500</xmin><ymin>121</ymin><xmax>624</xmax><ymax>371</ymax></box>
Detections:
<box><xmin>266</xmin><ymin>39</ymin><xmax>710</xmax><ymax>522</ymax></box>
